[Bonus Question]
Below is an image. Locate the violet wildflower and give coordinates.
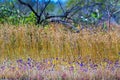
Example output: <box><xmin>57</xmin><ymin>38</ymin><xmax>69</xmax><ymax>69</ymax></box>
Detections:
<box><xmin>108</xmin><ymin>60</ymin><xmax>112</xmax><ymax>65</ymax></box>
<box><xmin>83</xmin><ymin>69</ymin><xmax>88</xmax><ymax>72</ymax></box>
<box><xmin>115</xmin><ymin>60</ymin><xmax>120</xmax><ymax>68</ymax></box>
<box><xmin>111</xmin><ymin>67</ymin><xmax>115</xmax><ymax>71</ymax></box>
<box><xmin>56</xmin><ymin>58</ymin><xmax>58</xmax><ymax>60</ymax></box>
<box><xmin>70</xmin><ymin>66</ymin><xmax>74</xmax><ymax>71</ymax></box>
<box><xmin>27</xmin><ymin>58</ymin><xmax>32</xmax><ymax>67</ymax></box>
<box><xmin>115</xmin><ymin>60</ymin><xmax>119</xmax><ymax>65</ymax></box>
<box><xmin>28</xmin><ymin>58</ymin><xmax>32</xmax><ymax>62</ymax></box>
<box><xmin>91</xmin><ymin>64</ymin><xmax>98</xmax><ymax>70</ymax></box>
<box><xmin>80</xmin><ymin>63</ymin><xmax>84</xmax><ymax>67</ymax></box>
<box><xmin>93</xmin><ymin>64</ymin><xmax>98</xmax><ymax>68</ymax></box>
<box><xmin>1</xmin><ymin>66</ymin><xmax>5</xmax><ymax>70</ymax></box>
<box><xmin>27</xmin><ymin>62</ymin><xmax>31</xmax><ymax>67</ymax></box>
<box><xmin>37</xmin><ymin>65</ymin><xmax>41</xmax><ymax>70</ymax></box>
<box><xmin>17</xmin><ymin>59</ymin><xmax>23</xmax><ymax>63</ymax></box>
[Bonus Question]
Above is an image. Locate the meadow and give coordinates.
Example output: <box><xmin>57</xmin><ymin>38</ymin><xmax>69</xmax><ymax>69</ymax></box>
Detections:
<box><xmin>0</xmin><ymin>24</ymin><xmax>120</xmax><ymax>80</ymax></box>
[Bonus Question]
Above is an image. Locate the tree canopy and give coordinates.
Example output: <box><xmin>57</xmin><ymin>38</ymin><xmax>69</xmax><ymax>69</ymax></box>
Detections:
<box><xmin>0</xmin><ymin>0</ymin><xmax>120</xmax><ymax>31</ymax></box>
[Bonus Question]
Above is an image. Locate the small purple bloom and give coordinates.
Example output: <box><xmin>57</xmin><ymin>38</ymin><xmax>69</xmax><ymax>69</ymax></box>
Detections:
<box><xmin>94</xmin><ymin>64</ymin><xmax>98</xmax><ymax>67</ymax></box>
<box><xmin>37</xmin><ymin>65</ymin><xmax>40</xmax><ymax>70</ymax></box>
<box><xmin>1</xmin><ymin>66</ymin><xmax>5</xmax><ymax>70</ymax></box>
<box><xmin>83</xmin><ymin>69</ymin><xmax>88</xmax><ymax>72</ymax></box>
<box><xmin>80</xmin><ymin>63</ymin><xmax>84</xmax><ymax>67</ymax></box>
<box><xmin>108</xmin><ymin>61</ymin><xmax>113</xmax><ymax>64</ymax></box>
<box><xmin>90</xmin><ymin>64</ymin><xmax>98</xmax><ymax>68</ymax></box>
<box><xmin>28</xmin><ymin>58</ymin><xmax>31</xmax><ymax>62</ymax></box>
<box><xmin>111</xmin><ymin>67</ymin><xmax>115</xmax><ymax>71</ymax></box>
<box><xmin>17</xmin><ymin>59</ymin><xmax>23</xmax><ymax>63</ymax></box>
<box><xmin>56</xmin><ymin>58</ymin><xmax>58</xmax><ymax>60</ymax></box>
<box><xmin>115</xmin><ymin>60</ymin><xmax>119</xmax><ymax>65</ymax></box>
<box><xmin>70</xmin><ymin>66</ymin><xmax>74</xmax><ymax>71</ymax></box>
<box><xmin>27</xmin><ymin>58</ymin><xmax>33</xmax><ymax>67</ymax></box>
<box><xmin>27</xmin><ymin>62</ymin><xmax>31</xmax><ymax>67</ymax></box>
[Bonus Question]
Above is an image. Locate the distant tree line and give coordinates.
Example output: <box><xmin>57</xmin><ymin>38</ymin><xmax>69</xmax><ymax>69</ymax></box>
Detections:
<box><xmin>0</xmin><ymin>0</ymin><xmax>120</xmax><ymax>31</ymax></box>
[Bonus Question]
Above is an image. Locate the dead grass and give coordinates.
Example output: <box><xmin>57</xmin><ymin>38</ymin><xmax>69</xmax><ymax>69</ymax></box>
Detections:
<box><xmin>0</xmin><ymin>23</ymin><xmax>120</xmax><ymax>79</ymax></box>
<box><xmin>0</xmin><ymin>23</ymin><xmax>120</xmax><ymax>63</ymax></box>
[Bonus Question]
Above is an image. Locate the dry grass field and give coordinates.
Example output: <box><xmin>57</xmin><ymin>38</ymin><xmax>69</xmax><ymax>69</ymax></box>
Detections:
<box><xmin>0</xmin><ymin>24</ymin><xmax>120</xmax><ymax>79</ymax></box>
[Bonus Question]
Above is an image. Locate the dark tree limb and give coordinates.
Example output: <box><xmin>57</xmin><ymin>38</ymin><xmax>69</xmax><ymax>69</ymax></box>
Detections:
<box><xmin>18</xmin><ymin>0</ymin><xmax>39</xmax><ymax>17</ymax></box>
<box><xmin>18</xmin><ymin>0</ymin><xmax>80</xmax><ymax>32</ymax></box>
<box><xmin>38</xmin><ymin>0</ymin><xmax>50</xmax><ymax>24</ymax></box>
<box><xmin>58</xmin><ymin>0</ymin><xmax>65</xmax><ymax>14</ymax></box>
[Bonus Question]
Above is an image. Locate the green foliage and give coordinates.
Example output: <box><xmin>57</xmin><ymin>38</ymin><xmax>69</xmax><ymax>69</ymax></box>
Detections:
<box><xmin>91</xmin><ymin>12</ymin><xmax>98</xmax><ymax>18</ymax></box>
<box><xmin>0</xmin><ymin>5</ymin><xmax>36</xmax><ymax>25</ymax></box>
<box><xmin>90</xmin><ymin>10</ymin><xmax>102</xmax><ymax>24</ymax></box>
<box><xmin>23</xmin><ymin>12</ymin><xmax>36</xmax><ymax>24</ymax></box>
<box><xmin>102</xmin><ymin>22</ymin><xmax>107</xmax><ymax>30</ymax></box>
<box><xmin>0</xmin><ymin>0</ymin><xmax>120</xmax><ymax>27</ymax></box>
<box><xmin>67</xmin><ymin>0</ymin><xmax>120</xmax><ymax>27</ymax></box>
<box><xmin>0</xmin><ymin>5</ymin><xmax>20</xmax><ymax>24</ymax></box>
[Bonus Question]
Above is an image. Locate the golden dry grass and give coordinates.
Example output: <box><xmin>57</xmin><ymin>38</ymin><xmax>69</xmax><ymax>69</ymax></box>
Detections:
<box><xmin>0</xmin><ymin>23</ymin><xmax>120</xmax><ymax>64</ymax></box>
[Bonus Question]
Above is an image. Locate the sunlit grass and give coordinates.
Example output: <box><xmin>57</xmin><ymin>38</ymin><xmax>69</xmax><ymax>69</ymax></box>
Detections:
<box><xmin>0</xmin><ymin>23</ymin><xmax>120</xmax><ymax>79</ymax></box>
<box><xmin>0</xmin><ymin>24</ymin><xmax>120</xmax><ymax>62</ymax></box>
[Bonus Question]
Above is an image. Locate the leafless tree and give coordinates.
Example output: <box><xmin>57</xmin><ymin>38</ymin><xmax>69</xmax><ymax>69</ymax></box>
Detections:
<box><xmin>18</xmin><ymin>0</ymin><xmax>80</xmax><ymax>32</ymax></box>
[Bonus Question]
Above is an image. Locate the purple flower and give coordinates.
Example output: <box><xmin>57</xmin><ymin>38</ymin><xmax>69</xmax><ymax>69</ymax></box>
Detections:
<box><xmin>80</xmin><ymin>63</ymin><xmax>84</xmax><ymax>67</ymax></box>
<box><xmin>1</xmin><ymin>66</ymin><xmax>5</xmax><ymax>70</ymax></box>
<box><xmin>27</xmin><ymin>62</ymin><xmax>31</xmax><ymax>67</ymax></box>
<box><xmin>27</xmin><ymin>58</ymin><xmax>33</xmax><ymax>67</ymax></box>
<box><xmin>94</xmin><ymin>64</ymin><xmax>98</xmax><ymax>67</ymax></box>
<box><xmin>90</xmin><ymin>64</ymin><xmax>98</xmax><ymax>68</ymax></box>
<box><xmin>28</xmin><ymin>58</ymin><xmax>32</xmax><ymax>62</ymax></box>
<box><xmin>70</xmin><ymin>66</ymin><xmax>74</xmax><ymax>71</ymax></box>
<box><xmin>17</xmin><ymin>59</ymin><xmax>23</xmax><ymax>63</ymax></box>
<box><xmin>37</xmin><ymin>65</ymin><xmax>40</xmax><ymax>70</ymax></box>
<box><xmin>115</xmin><ymin>60</ymin><xmax>119</xmax><ymax>65</ymax></box>
<box><xmin>108</xmin><ymin>61</ymin><xmax>113</xmax><ymax>64</ymax></box>
<box><xmin>111</xmin><ymin>67</ymin><xmax>115</xmax><ymax>71</ymax></box>
<box><xmin>114</xmin><ymin>60</ymin><xmax>120</xmax><ymax>68</ymax></box>
<box><xmin>56</xmin><ymin>58</ymin><xmax>58</xmax><ymax>60</ymax></box>
<box><xmin>83</xmin><ymin>69</ymin><xmax>88</xmax><ymax>72</ymax></box>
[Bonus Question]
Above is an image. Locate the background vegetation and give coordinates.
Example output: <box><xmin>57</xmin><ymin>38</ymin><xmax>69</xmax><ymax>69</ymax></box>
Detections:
<box><xmin>0</xmin><ymin>0</ymin><xmax>120</xmax><ymax>79</ymax></box>
<box><xmin>0</xmin><ymin>0</ymin><xmax>120</xmax><ymax>29</ymax></box>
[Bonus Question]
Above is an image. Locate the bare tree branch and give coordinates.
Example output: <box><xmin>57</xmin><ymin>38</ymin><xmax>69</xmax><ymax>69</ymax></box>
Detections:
<box><xmin>113</xmin><ymin>9</ymin><xmax>120</xmax><ymax>14</ymax></box>
<box><xmin>18</xmin><ymin>0</ymin><xmax>39</xmax><ymax>17</ymax></box>
<box><xmin>18</xmin><ymin>0</ymin><xmax>80</xmax><ymax>32</ymax></box>
<box><xmin>39</xmin><ymin>0</ymin><xmax>51</xmax><ymax>24</ymax></box>
<box><xmin>58</xmin><ymin>0</ymin><xmax>65</xmax><ymax>14</ymax></box>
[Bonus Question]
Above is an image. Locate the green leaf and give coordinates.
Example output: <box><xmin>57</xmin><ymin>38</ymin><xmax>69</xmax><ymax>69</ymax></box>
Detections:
<box><xmin>91</xmin><ymin>12</ymin><xmax>98</xmax><ymax>18</ymax></box>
